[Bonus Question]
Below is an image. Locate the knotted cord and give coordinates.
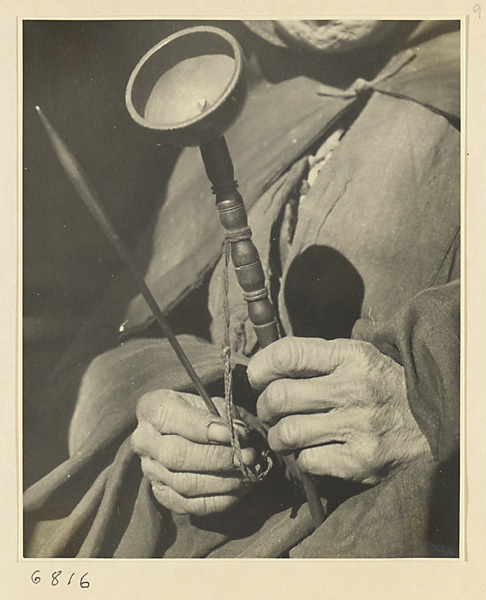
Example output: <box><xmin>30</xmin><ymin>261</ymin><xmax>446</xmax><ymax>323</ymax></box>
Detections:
<box><xmin>221</xmin><ymin>238</ymin><xmax>260</xmax><ymax>483</ymax></box>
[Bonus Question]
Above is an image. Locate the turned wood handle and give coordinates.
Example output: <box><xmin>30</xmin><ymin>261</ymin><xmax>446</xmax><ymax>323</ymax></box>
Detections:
<box><xmin>200</xmin><ymin>136</ymin><xmax>279</xmax><ymax>348</ymax></box>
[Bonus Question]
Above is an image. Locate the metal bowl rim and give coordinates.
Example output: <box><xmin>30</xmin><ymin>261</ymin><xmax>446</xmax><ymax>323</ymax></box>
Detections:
<box><xmin>125</xmin><ymin>25</ymin><xmax>245</xmax><ymax>133</ymax></box>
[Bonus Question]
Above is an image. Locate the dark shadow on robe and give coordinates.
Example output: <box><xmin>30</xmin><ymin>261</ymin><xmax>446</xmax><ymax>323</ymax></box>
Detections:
<box><xmin>284</xmin><ymin>246</ymin><xmax>364</xmax><ymax>340</ymax></box>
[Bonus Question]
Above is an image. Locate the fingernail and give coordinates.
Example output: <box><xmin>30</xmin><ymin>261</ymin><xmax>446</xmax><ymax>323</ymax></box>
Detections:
<box><xmin>233</xmin><ymin>419</ymin><xmax>250</xmax><ymax>439</ymax></box>
<box><xmin>241</xmin><ymin>447</ymin><xmax>257</xmax><ymax>466</ymax></box>
<box><xmin>151</xmin><ymin>480</ymin><xmax>165</xmax><ymax>495</ymax></box>
<box><xmin>208</xmin><ymin>422</ymin><xmax>230</xmax><ymax>443</ymax></box>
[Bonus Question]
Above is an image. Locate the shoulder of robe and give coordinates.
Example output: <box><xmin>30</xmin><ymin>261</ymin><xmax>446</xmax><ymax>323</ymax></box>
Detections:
<box><xmin>374</xmin><ymin>27</ymin><xmax>460</xmax><ymax>121</ymax></box>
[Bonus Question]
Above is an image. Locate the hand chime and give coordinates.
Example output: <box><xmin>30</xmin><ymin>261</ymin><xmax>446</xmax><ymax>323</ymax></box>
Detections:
<box><xmin>125</xmin><ymin>26</ymin><xmax>325</xmax><ymax>528</ymax></box>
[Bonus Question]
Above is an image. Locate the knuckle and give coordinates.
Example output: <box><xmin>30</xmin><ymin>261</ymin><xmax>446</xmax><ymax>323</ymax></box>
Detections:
<box><xmin>327</xmin><ymin>340</ymin><xmax>344</xmax><ymax>367</ymax></box>
<box><xmin>296</xmin><ymin>448</ymin><xmax>317</xmax><ymax>474</ymax></box>
<box><xmin>356</xmin><ymin>342</ymin><xmax>378</xmax><ymax>373</ymax></box>
<box><xmin>136</xmin><ymin>392</ymin><xmax>157</xmax><ymax>422</ymax></box>
<box><xmin>264</xmin><ymin>381</ymin><xmax>288</xmax><ymax>416</ymax></box>
<box><xmin>169</xmin><ymin>441</ymin><xmax>189</xmax><ymax>472</ymax></box>
<box><xmin>363</xmin><ymin>437</ymin><xmax>382</xmax><ymax>466</ymax></box>
<box><xmin>329</xmin><ymin>338</ymin><xmax>354</xmax><ymax>365</ymax></box>
<box><xmin>188</xmin><ymin>497</ymin><xmax>214</xmax><ymax>516</ymax></box>
<box><xmin>358</xmin><ymin>411</ymin><xmax>373</xmax><ymax>433</ymax></box>
<box><xmin>155</xmin><ymin>436</ymin><xmax>185</xmax><ymax>471</ymax></box>
<box><xmin>246</xmin><ymin>357</ymin><xmax>259</xmax><ymax>388</ymax></box>
<box><xmin>130</xmin><ymin>427</ymin><xmax>142</xmax><ymax>454</ymax></box>
<box><xmin>206</xmin><ymin>443</ymin><xmax>231</xmax><ymax>470</ymax></box>
<box><xmin>136</xmin><ymin>390</ymin><xmax>174</xmax><ymax>427</ymax></box>
<box><xmin>187</xmin><ymin>498</ymin><xmax>211</xmax><ymax>516</ymax></box>
<box><xmin>269</xmin><ymin>338</ymin><xmax>302</xmax><ymax>375</ymax></box>
<box><xmin>336</xmin><ymin>339</ymin><xmax>372</xmax><ymax>368</ymax></box>
<box><xmin>153</xmin><ymin>485</ymin><xmax>189</xmax><ymax>514</ymax></box>
<box><xmin>140</xmin><ymin>456</ymin><xmax>153</xmax><ymax>478</ymax></box>
<box><xmin>130</xmin><ymin>422</ymin><xmax>149</xmax><ymax>456</ymax></box>
<box><xmin>273</xmin><ymin>418</ymin><xmax>297</xmax><ymax>450</ymax></box>
<box><xmin>151</xmin><ymin>482</ymin><xmax>171</xmax><ymax>509</ymax></box>
<box><xmin>360</xmin><ymin>377</ymin><xmax>375</xmax><ymax>399</ymax></box>
<box><xmin>349</xmin><ymin>436</ymin><xmax>382</xmax><ymax>482</ymax></box>
<box><xmin>278</xmin><ymin>419</ymin><xmax>295</xmax><ymax>448</ymax></box>
<box><xmin>158</xmin><ymin>396</ymin><xmax>179</xmax><ymax>431</ymax></box>
<box><xmin>174</xmin><ymin>471</ymin><xmax>198</xmax><ymax>496</ymax></box>
<box><xmin>350</xmin><ymin>339</ymin><xmax>372</xmax><ymax>356</ymax></box>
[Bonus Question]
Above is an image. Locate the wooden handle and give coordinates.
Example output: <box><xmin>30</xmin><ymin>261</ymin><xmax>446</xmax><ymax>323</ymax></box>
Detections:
<box><xmin>200</xmin><ymin>136</ymin><xmax>279</xmax><ymax>348</ymax></box>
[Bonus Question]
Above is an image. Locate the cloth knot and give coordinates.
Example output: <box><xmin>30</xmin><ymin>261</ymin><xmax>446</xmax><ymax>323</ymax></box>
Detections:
<box><xmin>351</xmin><ymin>77</ymin><xmax>373</xmax><ymax>94</ymax></box>
<box><xmin>317</xmin><ymin>49</ymin><xmax>416</xmax><ymax>99</ymax></box>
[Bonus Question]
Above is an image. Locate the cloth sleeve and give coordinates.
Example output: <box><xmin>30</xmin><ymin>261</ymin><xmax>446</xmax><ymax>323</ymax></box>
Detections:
<box><xmin>352</xmin><ymin>280</ymin><xmax>460</xmax><ymax>462</ymax></box>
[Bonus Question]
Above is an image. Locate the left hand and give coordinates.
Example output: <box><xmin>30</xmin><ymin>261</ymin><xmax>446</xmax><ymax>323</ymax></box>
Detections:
<box><xmin>131</xmin><ymin>391</ymin><xmax>258</xmax><ymax>516</ymax></box>
<box><xmin>247</xmin><ymin>337</ymin><xmax>431</xmax><ymax>485</ymax></box>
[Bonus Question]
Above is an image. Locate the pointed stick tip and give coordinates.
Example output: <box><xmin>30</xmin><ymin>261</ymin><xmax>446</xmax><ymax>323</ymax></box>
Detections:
<box><xmin>35</xmin><ymin>106</ymin><xmax>45</xmax><ymax>122</ymax></box>
<box><xmin>35</xmin><ymin>106</ymin><xmax>50</xmax><ymax>131</ymax></box>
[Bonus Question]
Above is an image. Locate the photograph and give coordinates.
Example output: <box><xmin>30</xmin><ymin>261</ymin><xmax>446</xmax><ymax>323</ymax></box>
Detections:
<box><xmin>22</xmin><ymin>18</ymin><xmax>461</xmax><ymax>560</ymax></box>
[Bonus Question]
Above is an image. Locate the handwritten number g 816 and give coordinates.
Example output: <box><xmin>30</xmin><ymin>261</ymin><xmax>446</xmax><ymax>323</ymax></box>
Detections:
<box><xmin>30</xmin><ymin>570</ymin><xmax>90</xmax><ymax>589</ymax></box>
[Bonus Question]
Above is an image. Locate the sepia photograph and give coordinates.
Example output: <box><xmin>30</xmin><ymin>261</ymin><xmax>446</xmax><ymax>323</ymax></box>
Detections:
<box><xmin>22</xmin><ymin>18</ymin><xmax>461</xmax><ymax>561</ymax></box>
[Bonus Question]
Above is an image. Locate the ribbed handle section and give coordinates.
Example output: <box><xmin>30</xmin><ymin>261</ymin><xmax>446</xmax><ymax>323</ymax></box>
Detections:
<box><xmin>200</xmin><ymin>136</ymin><xmax>279</xmax><ymax>348</ymax></box>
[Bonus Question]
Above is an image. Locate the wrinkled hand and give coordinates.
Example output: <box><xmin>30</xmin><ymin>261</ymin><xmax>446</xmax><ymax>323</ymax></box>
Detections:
<box><xmin>131</xmin><ymin>391</ymin><xmax>257</xmax><ymax>516</ymax></box>
<box><xmin>248</xmin><ymin>337</ymin><xmax>431</xmax><ymax>485</ymax></box>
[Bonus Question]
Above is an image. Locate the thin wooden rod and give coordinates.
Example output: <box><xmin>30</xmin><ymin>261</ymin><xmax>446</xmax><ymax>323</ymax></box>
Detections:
<box><xmin>35</xmin><ymin>106</ymin><xmax>218</xmax><ymax>417</ymax></box>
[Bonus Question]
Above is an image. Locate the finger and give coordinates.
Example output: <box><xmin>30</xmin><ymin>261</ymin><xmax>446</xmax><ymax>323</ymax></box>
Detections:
<box><xmin>267</xmin><ymin>412</ymin><xmax>355</xmax><ymax>453</ymax></box>
<box><xmin>137</xmin><ymin>390</ymin><xmax>244</xmax><ymax>445</ymax></box>
<box><xmin>141</xmin><ymin>457</ymin><xmax>246</xmax><ymax>497</ymax></box>
<box><xmin>296</xmin><ymin>443</ymin><xmax>378</xmax><ymax>483</ymax></box>
<box><xmin>151</xmin><ymin>482</ymin><xmax>243</xmax><ymax>516</ymax></box>
<box><xmin>247</xmin><ymin>337</ymin><xmax>356</xmax><ymax>390</ymax></box>
<box><xmin>132</xmin><ymin>422</ymin><xmax>257</xmax><ymax>472</ymax></box>
<box><xmin>257</xmin><ymin>376</ymin><xmax>348</xmax><ymax>425</ymax></box>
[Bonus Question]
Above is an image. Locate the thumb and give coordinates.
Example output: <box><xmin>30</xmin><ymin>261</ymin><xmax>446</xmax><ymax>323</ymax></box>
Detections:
<box><xmin>136</xmin><ymin>390</ymin><xmax>226</xmax><ymax>443</ymax></box>
<box><xmin>247</xmin><ymin>337</ymin><xmax>351</xmax><ymax>390</ymax></box>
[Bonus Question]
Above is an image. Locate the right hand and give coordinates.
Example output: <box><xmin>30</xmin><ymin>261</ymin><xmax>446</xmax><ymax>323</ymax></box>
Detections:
<box><xmin>131</xmin><ymin>390</ymin><xmax>258</xmax><ymax>516</ymax></box>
